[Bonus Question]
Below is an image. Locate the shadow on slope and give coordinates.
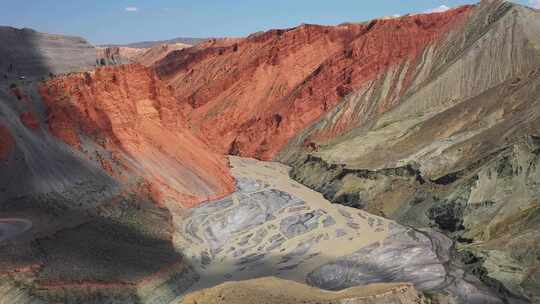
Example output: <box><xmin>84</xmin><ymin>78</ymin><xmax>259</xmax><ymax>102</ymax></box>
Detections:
<box><xmin>0</xmin><ymin>189</ymin><xmax>198</xmax><ymax>304</ymax></box>
<box><xmin>0</xmin><ymin>26</ymin><xmax>198</xmax><ymax>304</ymax></box>
<box><xmin>0</xmin><ymin>26</ymin><xmax>50</xmax><ymax>80</ymax></box>
<box><xmin>0</xmin><ymin>26</ymin><xmax>96</xmax><ymax>81</ymax></box>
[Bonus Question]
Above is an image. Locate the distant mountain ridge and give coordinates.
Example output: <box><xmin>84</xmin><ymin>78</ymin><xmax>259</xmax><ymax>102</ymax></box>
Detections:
<box><xmin>101</xmin><ymin>37</ymin><xmax>210</xmax><ymax>49</ymax></box>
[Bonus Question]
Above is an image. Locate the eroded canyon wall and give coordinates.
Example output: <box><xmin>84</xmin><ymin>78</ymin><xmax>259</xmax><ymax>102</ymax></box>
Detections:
<box><xmin>154</xmin><ymin>5</ymin><xmax>472</xmax><ymax>160</ymax></box>
<box><xmin>40</xmin><ymin>64</ymin><xmax>235</xmax><ymax>207</ymax></box>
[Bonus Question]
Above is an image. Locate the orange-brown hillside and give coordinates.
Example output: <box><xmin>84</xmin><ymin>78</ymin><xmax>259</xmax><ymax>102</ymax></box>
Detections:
<box><xmin>40</xmin><ymin>64</ymin><xmax>235</xmax><ymax>207</ymax></box>
<box><xmin>154</xmin><ymin>6</ymin><xmax>472</xmax><ymax>160</ymax></box>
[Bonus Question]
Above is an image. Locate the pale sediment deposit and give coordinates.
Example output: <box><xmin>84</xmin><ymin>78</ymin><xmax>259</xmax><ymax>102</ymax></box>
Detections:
<box><xmin>173</xmin><ymin>157</ymin><xmax>501</xmax><ymax>303</ymax></box>
<box><xmin>179</xmin><ymin>278</ymin><xmax>426</xmax><ymax>304</ymax></box>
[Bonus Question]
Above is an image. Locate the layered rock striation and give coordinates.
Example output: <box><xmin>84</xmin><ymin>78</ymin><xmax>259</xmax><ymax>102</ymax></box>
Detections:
<box><xmin>154</xmin><ymin>6</ymin><xmax>472</xmax><ymax>160</ymax></box>
<box><xmin>40</xmin><ymin>64</ymin><xmax>235</xmax><ymax>207</ymax></box>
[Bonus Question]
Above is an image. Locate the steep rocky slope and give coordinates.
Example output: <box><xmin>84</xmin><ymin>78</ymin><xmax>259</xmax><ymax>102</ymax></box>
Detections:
<box><xmin>2</xmin><ymin>1</ymin><xmax>540</xmax><ymax>303</ymax></box>
<box><xmin>96</xmin><ymin>46</ymin><xmax>146</xmax><ymax>66</ymax></box>
<box><xmin>0</xmin><ymin>28</ymin><xmax>230</xmax><ymax>303</ymax></box>
<box><xmin>135</xmin><ymin>43</ymin><xmax>192</xmax><ymax>66</ymax></box>
<box><xmin>274</xmin><ymin>1</ymin><xmax>540</xmax><ymax>303</ymax></box>
<box><xmin>154</xmin><ymin>6</ymin><xmax>472</xmax><ymax>160</ymax></box>
<box><xmin>0</xmin><ymin>26</ymin><xmax>96</xmax><ymax>78</ymax></box>
<box><xmin>40</xmin><ymin>64</ymin><xmax>234</xmax><ymax>207</ymax></box>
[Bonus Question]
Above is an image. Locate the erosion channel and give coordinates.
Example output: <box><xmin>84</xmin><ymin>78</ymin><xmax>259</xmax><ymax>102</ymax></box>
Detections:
<box><xmin>171</xmin><ymin>157</ymin><xmax>507</xmax><ymax>303</ymax></box>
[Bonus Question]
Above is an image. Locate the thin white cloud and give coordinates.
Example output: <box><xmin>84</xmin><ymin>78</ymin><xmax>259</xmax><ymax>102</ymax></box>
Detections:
<box><xmin>125</xmin><ymin>7</ymin><xmax>138</xmax><ymax>12</ymax></box>
<box><xmin>425</xmin><ymin>5</ymin><xmax>451</xmax><ymax>13</ymax></box>
<box><xmin>529</xmin><ymin>0</ymin><xmax>540</xmax><ymax>9</ymax></box>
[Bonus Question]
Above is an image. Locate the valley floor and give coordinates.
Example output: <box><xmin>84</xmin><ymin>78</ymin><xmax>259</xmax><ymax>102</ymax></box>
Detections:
<box><xmin>170</xmin><ymin>157</ymin><xmax>505</xmax><ymax>304</ymax></box>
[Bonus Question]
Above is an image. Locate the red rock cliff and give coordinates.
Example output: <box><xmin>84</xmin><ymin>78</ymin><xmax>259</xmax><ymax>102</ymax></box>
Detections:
<box><xmin>154</xmin><ymin>6</ymin><xmax>472</xmax><ymax>160</ymax></box>
<box><xmin>40</xmin><ymin>64</ymin><xmax>235</xmax><ymax>207</ymax></box>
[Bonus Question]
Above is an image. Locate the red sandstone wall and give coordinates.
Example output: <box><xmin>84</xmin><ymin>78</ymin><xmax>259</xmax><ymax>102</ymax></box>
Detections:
<box><xmin>40</xmin><ymin>64</ymin><xmax>235</xmax><ymax>207</ymax></box>
<box><xmin>155</xmin><ymin>6</ymin><xmax>472</xmax><ymax>160</ymax></box>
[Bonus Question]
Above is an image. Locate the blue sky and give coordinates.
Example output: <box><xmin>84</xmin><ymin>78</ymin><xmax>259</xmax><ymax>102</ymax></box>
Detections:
<box><xmin>0</xmin><ymin>0</ymin><xmax>534</xmax><ymax>45</ymax></box>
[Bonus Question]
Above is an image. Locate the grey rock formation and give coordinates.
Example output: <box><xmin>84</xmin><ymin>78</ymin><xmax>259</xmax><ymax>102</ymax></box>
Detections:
<box><xmin>0</xmin><ymin>85</ymin><xmax>120</xmax><ymax>207</ymax></box>
<box><xmin>0</xmin><ymin>26</ymin><xmax>96</xmax><ymax>79</ymax></box>
<box><xmin>0</xmin><ymin>28</ymin><xmax>197</xmax><ymax>304</ymax></box>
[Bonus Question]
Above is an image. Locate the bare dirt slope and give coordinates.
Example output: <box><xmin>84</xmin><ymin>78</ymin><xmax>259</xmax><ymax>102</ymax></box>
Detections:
<box><xmin>136</xmin><ymin>43</ymin><xmax>192</xmax><ymax>66</ymax></box>
<box><xmin>96</xmin><ymin>43</ymin><xmax>191</xmax><ymax>67</ymax></box>
<box><xmin>40</xmin><ymin>64</ymin><xmax>234</xmax><ymax>207</ymax></box>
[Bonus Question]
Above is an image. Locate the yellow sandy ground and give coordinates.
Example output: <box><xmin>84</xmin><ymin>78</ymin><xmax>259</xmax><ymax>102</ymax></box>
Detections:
<box><xmin>179</xmin><ymin>277</ymin><xmax>417</xmax><ymax>304</ymax></box>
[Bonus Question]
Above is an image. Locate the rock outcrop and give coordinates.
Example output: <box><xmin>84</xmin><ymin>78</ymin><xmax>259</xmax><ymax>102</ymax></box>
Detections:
<box><xmin>102</xmin><ymin>37</ymin><xmax>206</xmax><ymax>49</ymax></box>
<box><xmin>40</xmin><ymin>64</ymin><xmax>235</xmax><ymax>207</ymax></box>
<box><xmin>96</xmin><ymin>43</ymin><xmax>192</xmax><ymax>67</ymax></box>
<box><xmin>136</xmin><ymin>43</ymin><xmax>192</xmax><ymax>66</ymax></box>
